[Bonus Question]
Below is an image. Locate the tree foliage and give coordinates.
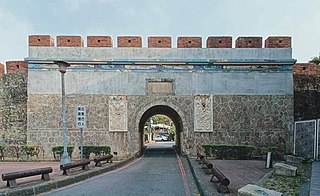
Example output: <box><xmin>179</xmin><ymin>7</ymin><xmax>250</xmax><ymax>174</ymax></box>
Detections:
<box><xmin>147</xmin><ymin>114</ymin><xmax>176</xmax><ymax>133</ymax></box>
<box><xmin>309</xmin><ymin>56</ymin><xmax>320</xmax><ymax>65</ymax></box>
<box><xmin>151</xmin><ymin>114</ymin><xmax>172</xmax><ymax>125</ymax></box>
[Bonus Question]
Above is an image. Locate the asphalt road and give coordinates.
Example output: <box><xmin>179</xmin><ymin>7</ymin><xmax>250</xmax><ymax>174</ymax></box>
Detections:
<box><xmin>45</xmin><ymin>142</ymin><xmax>199</xmax><ymax>196</ymax></box>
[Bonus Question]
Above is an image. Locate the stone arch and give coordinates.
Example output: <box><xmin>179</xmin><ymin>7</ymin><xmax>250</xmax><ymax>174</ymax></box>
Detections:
<box><xmin>133</xmin><ymin>99</ymin><xmax>189</xmax><ymax>153</ymax></box>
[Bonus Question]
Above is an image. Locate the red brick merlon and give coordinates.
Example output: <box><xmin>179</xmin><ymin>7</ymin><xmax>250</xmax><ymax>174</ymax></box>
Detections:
<box><xmin>207</xmin><ymin>36</ymin><xmax>232</xmax><ymax>48</ymax></box>
<box><xmin>0</xmin><ymin>63</ymin><xmax>5</xmax><ymax>74</ymax></box>
<box><xmin>265</xmin><ymin>36</ymin><xmax>291</xmax><ymax>48</ymax></box>
<box><xmin>87</xmin><ymin>36</ymin><xmax>113</xmax><ymax>47</ymax></box>
<box><xmin>57</xmin><ymin>36</ymin><xmax>84</xmax><ymax>47</ymax></box>
<box><xmin>177</xmin><ymin>37</ymin><xmax>202</xmax><ymax>48</ymax></box>
<box><xmin>6</xmin><ymin>61</ymin><xmax>28</xmax><ymax>74</ymax></box>
<box><xmin>117</xmin><ymin>36</ymin><xmax>142</xmax><ymax>47</ymax></box>
<box><xmin>27</xmin><ymin>35</ymin><xmax>293</xmax><ymax>49</ymax></box>
<box><xmin>148</xmin><ymin>37</ymin><xmax>171</xmax><ymax>48</ymax></box>
<box><xmin>29</xmin><ymin>35</ymin><xmax>54</xmax><ymax>47</ymax></box>
<box><xmin>293</xmin><ymin>63</ymin><xmax>320</xmax><ymax>76</ymax></box>
<box><xmin>236</xmin><ymin>37</ymin><xmax>262</xmax><ymax>48</ymax></box>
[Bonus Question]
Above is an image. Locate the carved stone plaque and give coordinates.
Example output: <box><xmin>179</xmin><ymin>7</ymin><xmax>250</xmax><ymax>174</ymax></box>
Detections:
<box><xmin>147</xmin><ymin>79</ymin><xmax>174</xmax><ymax>95</ymax></box>
<box><xmin>109</xmin><ymin>96</ymin><xmax>128</xmax><ymax>132</ymax></box>
<box><xmin>194</xmin><ymin>95</ymin><xmax>213</xmax><ymax>132</ymax></box>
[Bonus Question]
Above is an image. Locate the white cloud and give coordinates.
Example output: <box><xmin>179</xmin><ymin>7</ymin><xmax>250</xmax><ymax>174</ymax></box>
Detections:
<box><xmin>0</xmin><ymin>8</ymin><xmax>33</xmax><ymax>63</ymax></box>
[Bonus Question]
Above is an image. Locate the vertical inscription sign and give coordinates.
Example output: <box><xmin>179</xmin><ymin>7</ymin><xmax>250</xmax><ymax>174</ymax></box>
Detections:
<box><xmin>76</xmin><ymin>106</ymin><xmax>86</xmax><ymax>128</ymax></box>
<box><xmin>109</xmin><ymin>96</ymin><xmax>128</xmax><ymax>132</ymax></box>
<box><xmin>194</xmin><ymin>95</ymin><xmax>213</xmax><ymax>132</ymax></box>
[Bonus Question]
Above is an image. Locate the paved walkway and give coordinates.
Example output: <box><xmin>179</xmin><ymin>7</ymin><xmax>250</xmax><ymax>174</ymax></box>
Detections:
<box><xmin>0</xmin><ymin>159</ymin><xmax>131</xmax><ymax>195</ymax></box>
<box><xmin>310</xmin><ymin>161</ymin><xmax>320</xmax><ymax>196</ymax></box>
<box><xmin>0</xmin><ymin>162</ymin><xmax>61</xmax><ymax>191</ymax></box>
<box><xmin>3</xmin><ymin>158</ymin><xmax>315</xmax><ymax>196</ymax></box>
<box><xmin>188</xmin><ymin>158</ymin><xmax>271</xmax><ymax>196</ymax></box>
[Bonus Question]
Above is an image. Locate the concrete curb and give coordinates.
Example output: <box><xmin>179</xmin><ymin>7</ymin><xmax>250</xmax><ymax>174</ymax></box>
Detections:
<box><xmin>185</xmin><ymin>155</ymin><xmax>206</xmax><ymax>196</ymax></box>
<box><xmin>0</xmin><ymin>156</ymin><xmax>135</xmax><ymax>196</ymax></box>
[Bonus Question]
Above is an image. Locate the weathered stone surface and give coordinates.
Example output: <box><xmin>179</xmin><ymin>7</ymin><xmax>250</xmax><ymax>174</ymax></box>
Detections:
<box><xmin>26</xmin><ymin>93</ymin><xmax>293</xmax><ymax>159</ymax></box>
<box><xmin>273</xmin><ymin>163</ymin><xmax>297</xmax><ymax>176</ymax></box>
<box><xmin>294</xmin><ymin>120</ymin><xmax>316</xmax><ymax>159</ymax></box>
<box><xmin>109</xmin><ymin>96</ymin><xmax>128</xmax><ymax>132</ymax></box>
<box><xmin>194</xmin><ymin>95</ymin><xmax>213</xmax><ymax>132</ymax></box>
<box><xmin>0</xmin><ymin>73</ymin><xmax>27</xmax><ymax>145</ymax></box>
<box><xmin>193</xmin><ymin>95</ymin><xmax>293</xmax><ymax>156</ymax></box>
<box><xmin>0</xmin><ymin>67</ymin><xmax>293</xmax><ymax>160</ymax></box>
<box><xmin>285</xmin><ymin>155</ymin><xmax>304</xmax><ymax>164</ymax></box>
<box><xmin>294</xmin><ymin>74</ymin><xmax>320</xmax><ymax>120</ymax></box>
<box><xmin>238</xmin><ymin>184</ymin><xmax>282</xmax><ymax>196</ymax></box>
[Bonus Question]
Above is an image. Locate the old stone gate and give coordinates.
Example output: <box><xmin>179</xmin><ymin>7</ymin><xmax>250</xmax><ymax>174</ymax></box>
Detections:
<box><xmin>23</xmin><ymin>35</ymin><xmax>295</xmax><ymax>159</ymax></box>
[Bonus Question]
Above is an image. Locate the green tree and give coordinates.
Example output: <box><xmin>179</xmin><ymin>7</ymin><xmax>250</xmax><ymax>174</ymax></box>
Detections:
<box><xmin>148</xmin><ymin>115</ymin><xmax>176</xmax><ymax>134</ymax></box>
<box><xmin>151</xmin><ymin>115</ymin><xmax>172</xmax><ymax>125</ymax></box>
<box><xmin>309</xmin><ymin>56</ymin><xmax>320</xmax><ymax>65</ymax></box>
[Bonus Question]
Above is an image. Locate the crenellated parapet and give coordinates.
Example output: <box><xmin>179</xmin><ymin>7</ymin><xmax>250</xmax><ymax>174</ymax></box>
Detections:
<box><xmin>293</xmin><ymin>63</ymin><xmax>320</xmax><ymax>76</ymax></box>
<box><xmin>6</xmin><ymin>61</ymin><xmax>28</xmax><ymax>74</ymax></box>
<box><xmin>28</xmin><ymin>35</ymin><xmax>292</xmax><ymax>48</ymax></box>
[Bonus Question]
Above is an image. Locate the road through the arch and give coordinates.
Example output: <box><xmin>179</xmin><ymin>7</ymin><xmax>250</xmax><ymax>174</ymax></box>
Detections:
<box><xmin>46</xmin><ymin>142</ymin><xmax>199</xmax><ymax>196</ymax></box>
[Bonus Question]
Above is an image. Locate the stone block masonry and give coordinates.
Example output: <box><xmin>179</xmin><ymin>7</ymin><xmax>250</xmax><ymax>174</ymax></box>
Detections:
<box><xmin>274</xmin><ymin>163</ymin><xmax>297</xmax><ymax>177</ymax></box>
<box><xmin>0</xmin><ymin>72</ymin><xmax>27</xmax><ymax>145</ymax></box>
<box><xmin>293</xmin><ymin>63</ymin><xmax>320</xmax><ymax>120</ymax></box>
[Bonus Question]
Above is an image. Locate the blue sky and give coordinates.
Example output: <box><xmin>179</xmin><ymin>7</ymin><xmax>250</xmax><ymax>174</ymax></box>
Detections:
<box><xmin>0</xmin><ymin>0</ymin><xmax>319</xmax><ymax>63</ymax></box>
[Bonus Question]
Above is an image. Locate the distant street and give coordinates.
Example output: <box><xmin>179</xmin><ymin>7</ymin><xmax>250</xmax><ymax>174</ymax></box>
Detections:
<box><xmin>46</xmin><ymin>142</ymin><xmax>199</xmax><ymax>196</ymax></box>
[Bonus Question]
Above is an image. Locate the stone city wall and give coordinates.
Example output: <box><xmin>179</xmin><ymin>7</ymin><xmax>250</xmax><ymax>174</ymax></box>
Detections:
<box><xmin>293</xmin><ymin>63</ymin><xmax>320</xmax><ymax>120</ymax></box>
<box><xmin>192</xmin><ymin>95</ymin><xmax>293</xmax><ymax>155</ymax></box>
<box><xmin>27</xmin><ymin>93</ymin><xmax>293</xmax><ymax>159</ymax></box>
<box><xmin>0</xmin><ymin>62</ymin><xmax>28</xmax><ymax>145</ymax></box>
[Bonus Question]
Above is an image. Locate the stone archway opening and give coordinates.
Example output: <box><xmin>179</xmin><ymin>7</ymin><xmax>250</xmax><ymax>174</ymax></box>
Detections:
<box><xmin>138</xmin><ymin>105</ymin><xmax>183</xmax><ymax>153</ymax></box>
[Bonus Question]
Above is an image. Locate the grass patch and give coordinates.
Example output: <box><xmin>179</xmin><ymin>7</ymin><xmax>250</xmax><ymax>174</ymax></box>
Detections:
<box><xmin>261</xmin><ymin>163</ymin><xmax>311</xmax><ymax>195</ymax></box>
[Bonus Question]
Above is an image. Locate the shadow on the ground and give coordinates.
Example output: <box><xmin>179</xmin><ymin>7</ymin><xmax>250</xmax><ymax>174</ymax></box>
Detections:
<box><xmin>143</xmin><ymin>144</ymin><xmax>176</xmax><ymax>158</ymax></box>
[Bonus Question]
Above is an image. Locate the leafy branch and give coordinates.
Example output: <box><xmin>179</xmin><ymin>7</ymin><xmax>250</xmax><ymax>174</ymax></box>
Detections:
<box><xmin>309</xmin><ymin>56</ymin><xmax>320</xmax><ymax>65</ymax></box>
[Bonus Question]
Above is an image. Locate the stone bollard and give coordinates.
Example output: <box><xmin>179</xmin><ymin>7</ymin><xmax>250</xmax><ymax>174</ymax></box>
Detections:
<box><xmin>285</xmin><ymin>155</ymin><xmax>304</xmax><ymax>164</ymax></box>
<box><xmin>273</xmin><ymin>163</ymin><xmax>297</xmax><ymax>177</ymax></box>
<box><xmin>238</xmin><ymin>184</ymin><xmax>282</xmax><ymax>196</ymax></box>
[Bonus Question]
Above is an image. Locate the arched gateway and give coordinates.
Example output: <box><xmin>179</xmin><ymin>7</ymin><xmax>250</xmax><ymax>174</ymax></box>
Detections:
<box><xmin>137</xmin><ymin>104</ymin><xmax>185</xmax><ymax>153</ymax></box>
<box><xmin>25</xmin><ymin>35</ymin><xmax>296</xmax><ymax>159</ymax></box>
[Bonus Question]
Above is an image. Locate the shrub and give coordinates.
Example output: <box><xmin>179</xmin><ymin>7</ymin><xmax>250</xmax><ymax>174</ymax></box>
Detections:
<box><xmin>202</xmin><ymin>144</ymin><xmax>256</xmax><ymax>160</ymax></box>
<box><xmin>10</xmin><ymin>145</ymin><xmax>25</xmax><ymax>159</ymax></box>
<box><xmin>52</xmin><ymin>146</ymin><xmax>74</xmax><ymax>160</ymax></box>
<box><xmin>78</xmin><ymin>145</ymin><xmax>111</xmax><ymax>159</ymax></box>
<box><xmin>21</xmin><ymin>145</ymin><xmax>38</xmax><ymax>159</ymax></box>
<box><xmin>0</xmin><ymin>145</ymin><xmax>6</xmax><ymax>160</ymax></box>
